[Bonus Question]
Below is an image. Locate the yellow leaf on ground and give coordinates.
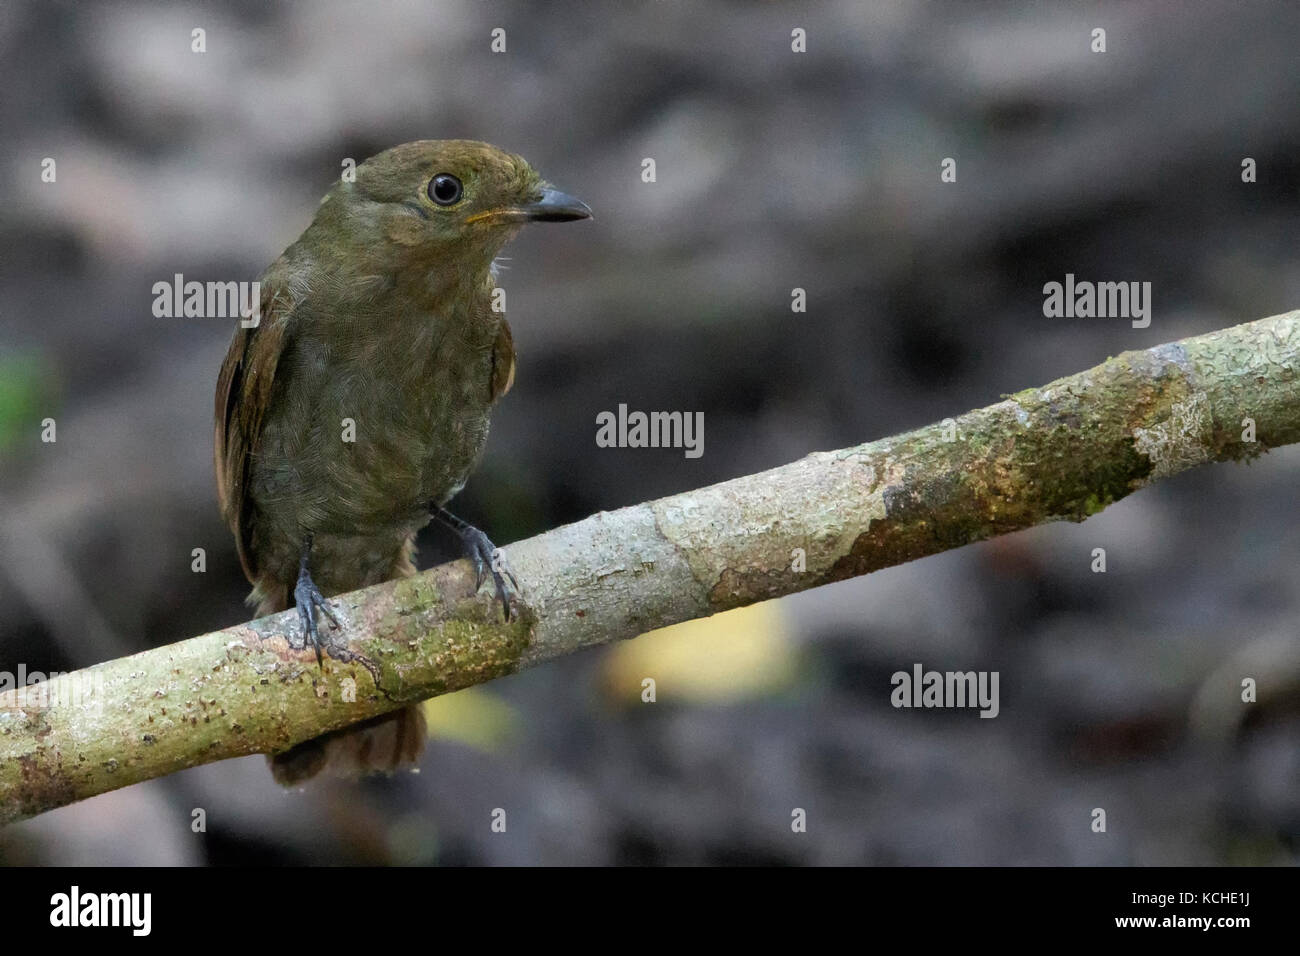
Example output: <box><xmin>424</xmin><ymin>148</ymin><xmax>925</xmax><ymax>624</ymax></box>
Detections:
<box><xmin>602</xmin><ymin>601</ymin><xmax>796</xmax><ymax>706</ymax></box>
<box><xmin>419</xmin><ymin>687</ymin><xmax>520</xmax><ymax>752</ymax></box>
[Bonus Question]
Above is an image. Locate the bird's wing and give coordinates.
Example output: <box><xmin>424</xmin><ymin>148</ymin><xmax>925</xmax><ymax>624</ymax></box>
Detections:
<box><xmin>214</xmin><ymin>278</ymin><xmax>294</xmax><ymax>583</ymax></box>
<box><xmin>490</xmin><ymin>317</ymin><xmax>516</xmax><ymax>401</ymax></box>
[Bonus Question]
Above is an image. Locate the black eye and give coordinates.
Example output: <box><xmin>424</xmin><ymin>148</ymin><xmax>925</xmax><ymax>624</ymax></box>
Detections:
<box><xmin>428</xmin><ymin>173</ymin><xmax>462</xmax><ymax>206</ymax></box>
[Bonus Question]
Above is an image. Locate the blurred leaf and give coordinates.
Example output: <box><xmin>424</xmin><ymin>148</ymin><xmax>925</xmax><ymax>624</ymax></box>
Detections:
<box><xmin>603</xmin><ymin>601</ymin><xmax>797</xmax><ymax>706</ymax></box>
<box><xmin>0</xmin><ymin>353</ymin><xmax>54</xmax><ymax>456</ymax></box>
<box><xmin>419</xmin><ymin>686</ymin><xmax>520</xmax><ymax>753</ymax></box>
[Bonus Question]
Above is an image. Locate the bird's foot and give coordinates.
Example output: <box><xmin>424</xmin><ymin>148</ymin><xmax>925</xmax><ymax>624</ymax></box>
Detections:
<box><xmin>433</xmin><ymin>506</ymin><xmax>518</xmax><ymax>620</ymax></box>
<box><xmin>464</xmin><ymin>526</ymin><xmax>520</xmax><ymax>620</ymax></box>
<box><xmin>285</xmin><ymin>536</ymin><xmax>382</xmax><ymax>685</ymax></box>
<box><xmin>291</xmin><ymin>546</ymin><xmax>341</xmax><ymax>666</ymax></box>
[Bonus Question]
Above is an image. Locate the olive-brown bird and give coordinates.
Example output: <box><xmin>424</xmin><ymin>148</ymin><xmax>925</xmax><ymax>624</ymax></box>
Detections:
<box><xmin>215</xmin><ymin>140</ymin><xmax>590</xmax><ymax>784</ymax></box>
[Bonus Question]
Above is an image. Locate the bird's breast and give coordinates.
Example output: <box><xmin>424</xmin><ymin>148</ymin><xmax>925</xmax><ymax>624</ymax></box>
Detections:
<box><xmin>252</xmin><ymin>293</ymin><xmax>502</xmax><ymax>538</ymax></box>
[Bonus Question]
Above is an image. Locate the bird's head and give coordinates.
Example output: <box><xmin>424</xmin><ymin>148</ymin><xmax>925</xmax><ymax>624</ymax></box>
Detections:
<box><xmin>311</xmin><ymin>140</ymin><xmax>591</xmax><ymax>272</ymax></box>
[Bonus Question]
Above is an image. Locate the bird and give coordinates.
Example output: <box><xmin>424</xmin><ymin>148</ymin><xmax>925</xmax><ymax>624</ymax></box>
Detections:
<box><xmin>214</xmin><ymin>140</ymin><xmax>591</xmax><ymax>784</ymax></box>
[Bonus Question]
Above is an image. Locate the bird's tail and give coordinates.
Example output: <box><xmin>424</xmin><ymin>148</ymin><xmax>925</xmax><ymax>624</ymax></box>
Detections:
<box><xmin>255</xmin><ymin>536</ymin><xmax>428</xmax><ymax>786</ymax></box>
<box><xmin>268</xmin><ymin>704</ymin><xmax>428</xmax><ymax>786</ymax></box>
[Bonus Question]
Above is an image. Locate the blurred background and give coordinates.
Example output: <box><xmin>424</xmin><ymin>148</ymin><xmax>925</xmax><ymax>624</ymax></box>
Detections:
<box><xmin>2</xmin><ymin>0</ymin><xmax>1299</xmax><ymax>865</ymax></box>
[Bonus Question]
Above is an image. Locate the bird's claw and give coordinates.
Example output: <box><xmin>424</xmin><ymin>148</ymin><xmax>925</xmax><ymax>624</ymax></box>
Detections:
<box><xmin>430</xmin><ymin>505</ymin><xmax>520</xmax><ymax>620</ymax></box>
<box><xmin>293</xmin><ymin>566</ymin><xmax>340</xmax><ymax>666</ymax></box>
<box><xmin>462</xmin><ymin>527</ymin><xmax>519</xmax><ymax>621</ymax></box>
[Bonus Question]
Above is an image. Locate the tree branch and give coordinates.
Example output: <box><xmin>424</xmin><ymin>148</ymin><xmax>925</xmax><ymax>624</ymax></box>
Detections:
<box><xmin>3</xmin><ymin>309</ymin><xmax>1298</xmax><ymax>824</ymax></box>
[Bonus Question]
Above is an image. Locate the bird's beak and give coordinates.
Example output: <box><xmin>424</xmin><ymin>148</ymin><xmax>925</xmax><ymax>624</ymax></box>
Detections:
<box><xmin>467</xmin><ymin>188</ymin><xmax>593</xmax><ymax>225</ymax></box>
<box><xmin>520</xmin><ymin>188</ymin><xmax>593</xmax><ymax>222</ymax></box>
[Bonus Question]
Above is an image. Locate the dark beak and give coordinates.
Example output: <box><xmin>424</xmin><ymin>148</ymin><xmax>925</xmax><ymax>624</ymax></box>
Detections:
<box><xmin>519</xmin><ymin>188</ymin><xmax>593</xmax><ymax>223</ymax></box>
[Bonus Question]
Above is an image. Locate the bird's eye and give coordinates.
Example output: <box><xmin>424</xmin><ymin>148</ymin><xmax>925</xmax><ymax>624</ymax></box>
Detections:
<box><xmin>428</xmin><ymin>173</ymin><xmax>463</xmax><ymax>206</ymax></box>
